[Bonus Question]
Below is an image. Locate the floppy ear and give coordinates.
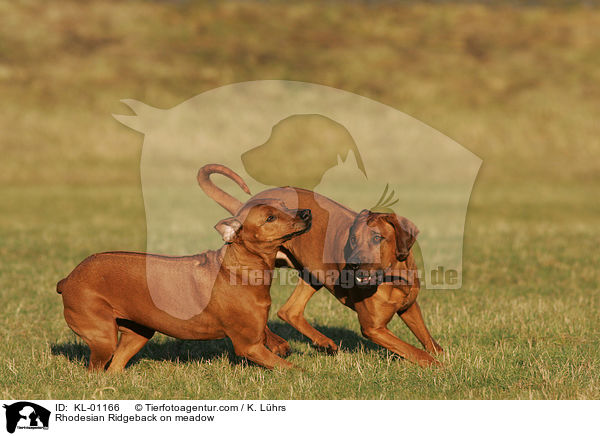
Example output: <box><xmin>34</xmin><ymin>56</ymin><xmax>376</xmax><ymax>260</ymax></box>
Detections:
<box><xmin>383</xmin><ymin>214</ymin><xmax>419</xmax><ymax>260</ymax></box>
<box><xmin>357</xmin><ymin>209</ymin><xmax>371</xmax><ymax>218</ymax></box>
<box><xmin>214</xmin><ymin>217</ymin><xmax>242</xmax><ymax>242</ymax></box>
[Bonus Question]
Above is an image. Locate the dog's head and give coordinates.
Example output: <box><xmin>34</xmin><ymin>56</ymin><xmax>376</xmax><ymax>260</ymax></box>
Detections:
<box><xmin>344</xmin><ymin>209</ymin><xmax>419</xmax><ymax>286</ymax></box>
<box><xmin>214</xmin><ymin>198</ymin><xmax>312</xmax><ymax>252</ymax></box>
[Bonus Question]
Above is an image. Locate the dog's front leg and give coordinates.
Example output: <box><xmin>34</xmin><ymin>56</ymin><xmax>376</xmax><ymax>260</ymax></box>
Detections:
<box><xmin>398</xmin><ymin>301</ymin><xmax>443</xmax><ymax>355</ymax></box>
<box><xmin>361</xmin><ymin>325</ymin><xmax>441</xmax><ymax>367</ymax></box>
<box><xmin>243</xmin><ymin>343</ymin><xmax>295</xmax><ymax>369</ymax></box>
<box><xmin>225</xmin><ymin>307</ymin><xmax>296</xmax><ymax>369</ymax></box>
<box><xmin>354</xmin><ymin>296</ymin><xmax>441</xmax><ymax>368</ymax></box>
<box><xmin>231</xmin><ymin>336</ymin><xmax>295</xmax><ymax>369</ymax></box>
<box><xmin>277</xmin><ymin>277</ymin><xmax>339</xmax><ymax>353</ymax></box>
<box><xmin>264</xmin><ymin>326</ymin><xmax>291</xmax><ymax>357</ymax></box>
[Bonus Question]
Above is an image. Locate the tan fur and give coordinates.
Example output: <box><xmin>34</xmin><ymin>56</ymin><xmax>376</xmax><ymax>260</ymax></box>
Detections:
<box><xmin>58</xmin><ymin>199</ymin><xmax>312</xmax><ymax>371</ymax></box>
<box><xmin>198</xmin><ymin>164</ymin><xmax>443</xmax><ymax>367</ymax></box>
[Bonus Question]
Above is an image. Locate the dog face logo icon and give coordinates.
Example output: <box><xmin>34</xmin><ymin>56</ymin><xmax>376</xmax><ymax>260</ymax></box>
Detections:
<box><xmin>3</xmin><ymin>402</ymin><xmax>50</xmax><ymax>433</ymax></box>
<box><xmin>241</xmin><ymin>114</ymin><xmax>367</xmax><ymax>190</ymax></box>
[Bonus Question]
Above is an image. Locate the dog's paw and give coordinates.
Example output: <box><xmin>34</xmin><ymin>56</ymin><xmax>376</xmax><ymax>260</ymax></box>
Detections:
<box><xmin>311</xmin><ymin>338</ymin><xmax>339</xmax><ymax>355</ymax></box>
<box><xmin>430</xmin><ymin>359</ymin><xmax>444</xmax><ymax>369</ymax></box>
<box><xmin>271</xmin><ymin>341</ymin><xmax>292</xmax><ymax>358</ymax></box>
<box><xmin>426</xmin><ymin>342</ymin><xmax>444</xmax><ymax>356</ymax></box>
<box><xmin>419</xmin><ymin>354</ymin><xmax>444</xmax><ymax>369</ymax></box>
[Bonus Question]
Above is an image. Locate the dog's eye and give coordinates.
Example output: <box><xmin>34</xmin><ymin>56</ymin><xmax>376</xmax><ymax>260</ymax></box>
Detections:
<box><xmin>266</xmin><ymin>215</ymin><xmax>276</xmax><ymax>223</ymax></box>
<box><xmin>372</xmin><ymin>235</ymin><xmax>383</xmax><ymax>244</ymax></box>
<box><xmin>350</xmin><ymin>236</ymin><xmax>357</xmax><ymax>245</ymax></box>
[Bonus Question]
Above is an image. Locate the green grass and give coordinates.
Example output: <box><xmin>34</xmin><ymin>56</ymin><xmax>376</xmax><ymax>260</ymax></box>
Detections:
<box><xmin>1</xmin><ymin>1</ymin><xmax>599</xmax><ymax>399</ymax></box>
<box><xmin>1</xmin><ymin>183</ymin><xmax>598</xmax><ymax>399</ymax></box>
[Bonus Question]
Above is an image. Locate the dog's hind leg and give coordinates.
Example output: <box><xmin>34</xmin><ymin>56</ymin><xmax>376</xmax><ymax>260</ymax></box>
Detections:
<box><xmin>87</xmin><ymin>337</ymin><xmax>117</xmax><ymax>371</ymax></box>
<box><xmin>107</xmin><ymin>319</ymin><xmax>155</xmax><ymax>372</ymax></box>
<box><xmin>63</xmin><ymin>294</ymin><xmax>118</xmax><ymax>371</ymax></box>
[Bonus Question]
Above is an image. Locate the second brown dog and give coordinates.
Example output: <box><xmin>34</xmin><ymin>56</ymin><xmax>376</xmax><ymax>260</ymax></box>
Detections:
<box><xmin>199</xmin><ymin>164</ymin><xmax>443</xmax><ymax>367</ymax></box>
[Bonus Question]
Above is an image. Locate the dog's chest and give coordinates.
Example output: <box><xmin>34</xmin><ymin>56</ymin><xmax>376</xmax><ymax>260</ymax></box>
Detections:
<box><xmin>390</xmin><ymin>285</ymin><xmax>419</xmax><ymax>311</ymax></box>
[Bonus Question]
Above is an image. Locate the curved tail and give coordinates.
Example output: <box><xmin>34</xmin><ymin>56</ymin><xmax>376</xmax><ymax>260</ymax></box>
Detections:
<box><xmin>197</xmin><ymin>164</ymin><xmax>251</xmax><ymax>215</ymax></box>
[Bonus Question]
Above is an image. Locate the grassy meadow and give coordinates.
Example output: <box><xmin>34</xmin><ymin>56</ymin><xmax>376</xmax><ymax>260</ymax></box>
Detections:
<box><xmin>1</xmin><ymin>0</ymin><xmax>599</xmax><ymax>399</ymax></box>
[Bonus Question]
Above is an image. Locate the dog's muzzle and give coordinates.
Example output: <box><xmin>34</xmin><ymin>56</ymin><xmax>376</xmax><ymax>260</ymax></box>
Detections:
<box><xmin>287</xmin><ymin>209</ymin><xmax>312</xmax><ymax>238</ymax></box>
<box><xmin>297</xmin><ymin>208</ymin><xmax>311</xmax><ymax>223</ymax></box>
<box><xmin>297</xmin><ymin>208</ymin><xmax>312</xmax><ymax>230</ymax></box>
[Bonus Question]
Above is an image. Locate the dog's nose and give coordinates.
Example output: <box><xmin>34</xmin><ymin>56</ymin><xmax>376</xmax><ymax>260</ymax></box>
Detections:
<box><xmin>298</xmin><ymin>209</ymin><xmax>311</xmax><ymax>221</ymax></box>
<box><xmin>397</xmin><ymin>253</ymin><xmax>409</xmax><ymax>262</ymax></box>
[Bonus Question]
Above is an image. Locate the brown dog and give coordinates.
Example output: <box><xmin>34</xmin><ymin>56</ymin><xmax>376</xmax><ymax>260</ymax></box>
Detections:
<box><xmin>198</xmin><ymin>164</ymin><xmax>443</xmax><ymax>367</ymax></box>
<box><xmin>57</xmin><ymin>198</ymin><xmax>312</xmax><ymax>371</ymax></box>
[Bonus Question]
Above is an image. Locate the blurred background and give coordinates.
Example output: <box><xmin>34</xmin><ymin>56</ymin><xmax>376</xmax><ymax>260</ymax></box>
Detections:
<box><xmin>1</xmin><ymin>0</ymin><xmax>599</xmax><ymax>399</ymax></box>
<box><xmin>2</xmin><ymin>0</ymin><xmax>599</xmax><ymax>186</ymax></box>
